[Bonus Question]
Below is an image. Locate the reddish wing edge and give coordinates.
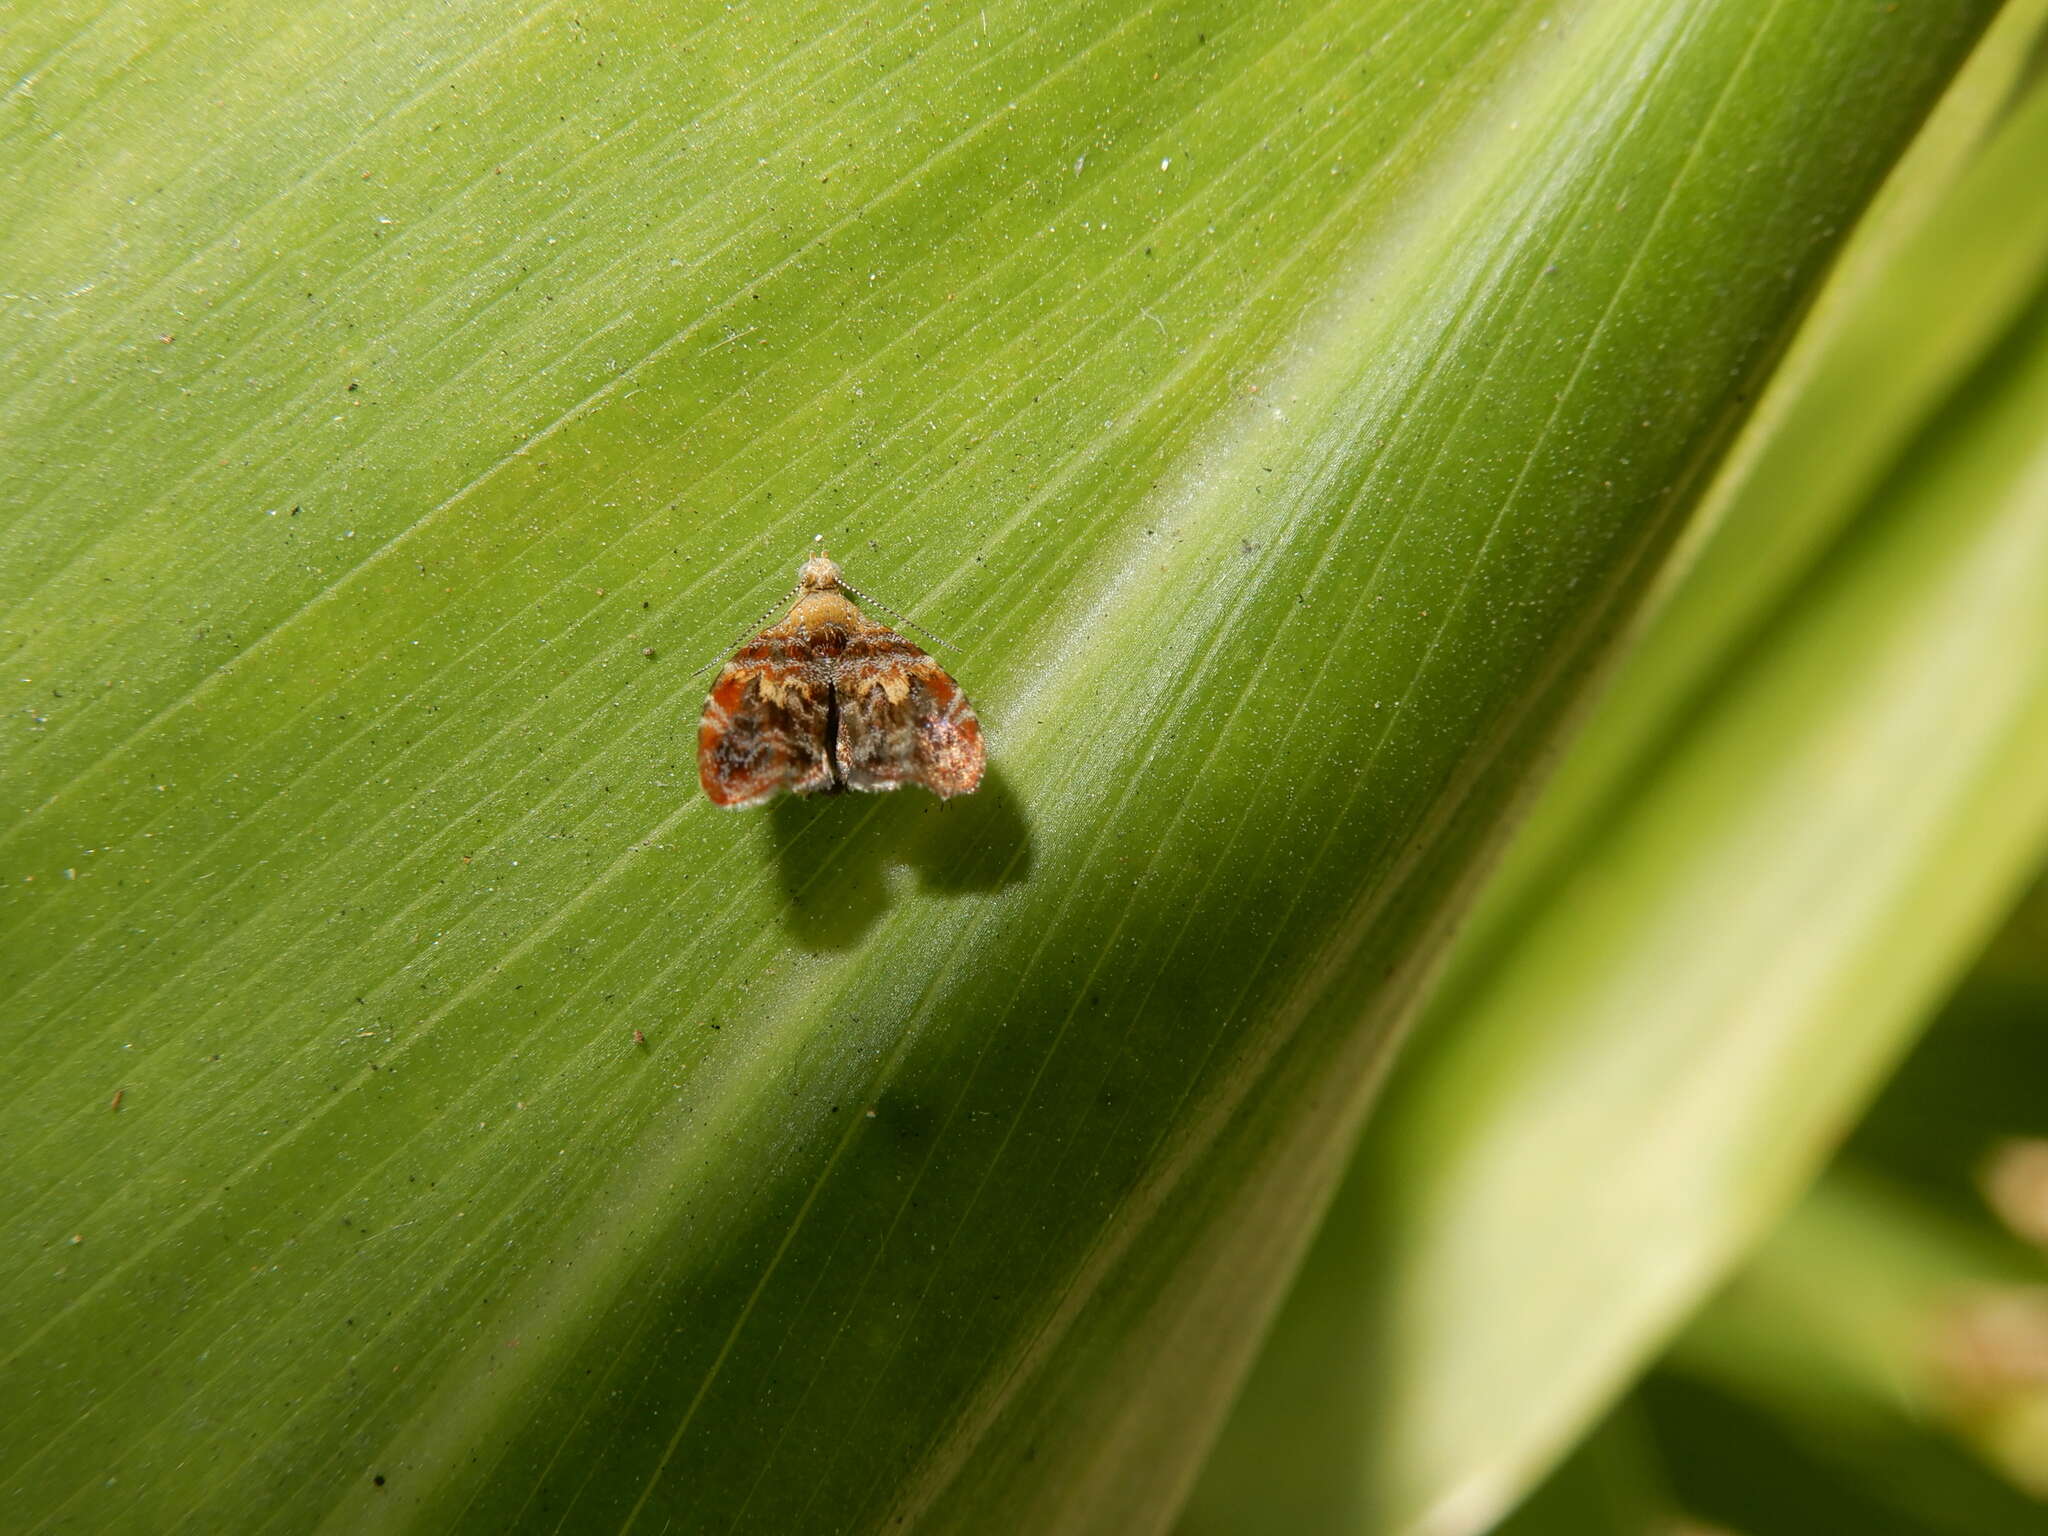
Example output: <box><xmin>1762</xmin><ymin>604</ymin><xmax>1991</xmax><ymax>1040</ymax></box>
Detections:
<box><xmin>697</xmin><ymin>650</ymin><xmax>833</xmax><ymax>808</ymax></box>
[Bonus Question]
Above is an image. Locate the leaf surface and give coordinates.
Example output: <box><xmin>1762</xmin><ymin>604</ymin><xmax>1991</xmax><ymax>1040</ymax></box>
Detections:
<box><xmin>0</xmin><ymin>1</ymin><xmax>1994</xmax><ymax>1530</ymax></box>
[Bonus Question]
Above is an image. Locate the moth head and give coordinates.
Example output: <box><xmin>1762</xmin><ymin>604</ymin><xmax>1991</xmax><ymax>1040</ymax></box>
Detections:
<box><xmin>796</xmin><ymin>552</ymin><xmax>842</xmax><ymax>592</ymax></box>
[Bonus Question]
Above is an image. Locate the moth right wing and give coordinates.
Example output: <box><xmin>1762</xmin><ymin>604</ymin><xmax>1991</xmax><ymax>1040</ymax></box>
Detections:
<box><xmin>835</xmin><ymin>630</ymin><xmax>985</xmax><ymax>799</ymax></box>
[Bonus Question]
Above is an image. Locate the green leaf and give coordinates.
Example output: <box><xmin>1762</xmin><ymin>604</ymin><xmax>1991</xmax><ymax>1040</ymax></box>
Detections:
<box><xmin>0</xmin><ymin>1</ymin><xmax>1996</xmax><ymax>1530</ymax></box>
<box><xmin>1189</xmin><ymin>11</ymin><xmax>2048</xmax><ymax>1534</ymax></box>
<box><xmin>1634</xmin><ymin>1366</ymin><xmax>2048</xmax><ymax>1536</ymax></box>
<box><xmin>1667</xmin><ymin>1169</ymin><xmax>2048</xmax><ymax>1507</ymax></box>
<box><xmin>1544</xmin><ymin>871</ymin><xmax>2048</xmax><ymax>1536</ymax></box>
<box><xmin>1481</xmin><ymin>1411</ymin><xmax>1683</xmax><ymax>1536</ymax></box>
<box><xmin>1423</xmin><ymin>887</ymin><xmax>2048</xmax><ymax>1536</ymax></box>
<box><xmin>1658</xmin><ymin>873</ymin><xmax>2048</xmax><ymax>1512</ymax></box>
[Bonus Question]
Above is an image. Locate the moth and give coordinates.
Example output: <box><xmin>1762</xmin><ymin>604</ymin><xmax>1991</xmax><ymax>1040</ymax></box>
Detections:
<box><xmin>697</xmin><ymin>551</ymin><xmax>984</xmax><ymax>808</ymax></box>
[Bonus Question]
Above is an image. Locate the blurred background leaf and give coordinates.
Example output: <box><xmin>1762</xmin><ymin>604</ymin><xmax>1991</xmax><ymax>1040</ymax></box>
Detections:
<box><xmin>0</xmin><ymin>0</ymin><xmax>2010</xmax><ymax>1532</ymax></box>
<box><xmin>1187</xmin><ymin>6</ymin><xmax>2048</xmax><ymax>1533</ymax></box>
<box><xmin>1642</xmin><ymin>872</ymin><xmax>2048</xmax><ymax>1536</ymax></box>
<box><xmin>1472</xmin><ymin>876</ymin><xmax>2048</xmax><ymax>1536</ymax></box>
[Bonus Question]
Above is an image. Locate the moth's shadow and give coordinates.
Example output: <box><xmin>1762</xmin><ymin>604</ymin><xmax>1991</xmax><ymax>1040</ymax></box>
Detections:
<box><xmin>766</xmin><ymin>764</ymin><xmax>1034</xmax><ymax>951</ymax></box>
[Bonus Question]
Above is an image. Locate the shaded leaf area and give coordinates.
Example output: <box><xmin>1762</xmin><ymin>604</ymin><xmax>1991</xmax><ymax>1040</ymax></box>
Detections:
<box><xmin>1187</xmin><ymin>20</ymin><xmax>2048</xmax><ymax>1536</ymax></box>
<box><xmin>1658</xmin><ymin>1173</ymin><xmax>2048</xmax><ymax>1535</ymax></box>
<box><xmin>1491</xmin><ymin>1346</ymin><xmax>2048</xmax><ymax>1536</ymax></box>
<box><xmin>0</xmin><ymin>0</ymin><xmax>1990</xmax><ymax>1531</ymax></box>
<box><xmin>1521</xmin><ymin>887</ymin><xmax>2048</xmax><ymax>1536</ymax></box>
<box><xmin>1444</xmin><ymin>880</ymin><xmax>2048</xmax><ymax>1536</ymax></box>
<box><xmin>1843</xmin><ymin>870</ymin><xmax>2048</xmax><ymax>1217</ymax></box>
<box><xmin>1647</xmin><ymin>875</ymin><xmax>2048</xmax><ymax>1529</ymax></box>
<box><xmin>1638</xmin><ymin>1369</ymin><xmax>2046</xmax><ymax>1536</ymax></box>
<box><xmin>1483</xmin><ymin>1410</ymin><xmax>1685</xmax><ymax>1536</ymax></box>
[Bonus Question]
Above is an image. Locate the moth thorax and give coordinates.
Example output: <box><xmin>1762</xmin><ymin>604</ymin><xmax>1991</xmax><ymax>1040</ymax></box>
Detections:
<box><xmin>805</xmin><ymin>624</ymin><xmax>850</xmax><ymax>657</ymax></box>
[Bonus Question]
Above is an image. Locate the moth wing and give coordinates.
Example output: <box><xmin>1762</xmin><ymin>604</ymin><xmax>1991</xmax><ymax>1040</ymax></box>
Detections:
<box><xmin>697</xmin><ymin>645</ymin><xmax>835</xmax><ymax>807</ymax></box>
<box><xmin>837</xmin><ymin>629</ymin><xmax>985</xmax><ymax>799</ymax></box>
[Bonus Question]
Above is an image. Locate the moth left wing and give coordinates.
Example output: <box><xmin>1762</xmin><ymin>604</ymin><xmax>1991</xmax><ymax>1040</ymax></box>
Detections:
<box><xmin>697</xmin><ymin>642</ymin><xmax>836</xmax><ymax>807</ymax></box>
<box><xmin>836</xmin><ymin>628</ymin><xmax>985</xmax><ymax>799</ymax></box>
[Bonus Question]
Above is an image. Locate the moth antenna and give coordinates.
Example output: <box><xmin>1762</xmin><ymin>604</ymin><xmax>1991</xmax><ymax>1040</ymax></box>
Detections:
<box><xmin>687</xmin><ymin>581</ymin><xmax>802</xmax><ymax>679</ymax></box>
<box><xmin>839</xmin><ymin>581</ymin><xmax>969</xmax><ymax>656</ymax></box>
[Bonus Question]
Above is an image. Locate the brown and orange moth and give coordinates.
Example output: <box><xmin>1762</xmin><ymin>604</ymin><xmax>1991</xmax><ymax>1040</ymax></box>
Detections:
<box><xmin>697</xmin><ymin>551</ymin><xmax>984</xmax><ymax>807</ymax></box>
